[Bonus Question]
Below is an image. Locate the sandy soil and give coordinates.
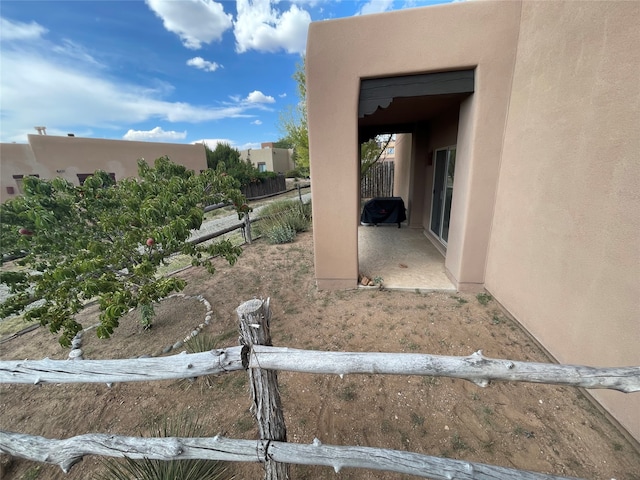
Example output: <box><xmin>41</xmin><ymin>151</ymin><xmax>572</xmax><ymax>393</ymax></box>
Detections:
<box><xmin>1</xmin><ymin>230</ymin><xmax>639</xmax><ymax>480</ymax></box>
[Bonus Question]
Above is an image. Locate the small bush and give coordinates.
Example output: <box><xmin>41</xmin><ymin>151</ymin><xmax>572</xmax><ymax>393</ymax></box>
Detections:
<box><xmin>285</xmin><ymin>169</ymin><xmax>303</xmax><ymax>178</ymax></box>
<box><xmin>266</xmin><ymin>224</ymin><xmax>296</xmax><ymax>244</ymax></box>
<box><xmin>139</xmin><ymin>302</ymin><xmax>155</xmax><ymax>330</ymax></box>
<box><xmin>476</xmin><ymin>292</ymin><xmax>493</xmax><ymax>306</ymax></box>
<box><xmin>256</xmin><ymin>200</ymin><xmax>312</xmax><ymax>244</ymax></box>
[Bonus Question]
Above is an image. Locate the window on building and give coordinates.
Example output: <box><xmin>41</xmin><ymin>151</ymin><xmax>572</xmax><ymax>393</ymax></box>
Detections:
<box><xmin>13</xmin><ymin>174</ymin><xmax>40</xmax><ymax>194</ymax></box>
<box><xmin>257</xmin><ymin>163</ymin><xmax>267</xmax><ymax>173</ymax></box>
<box><xmin>386</xmin><ymin>147</ymin><xmax>395</xmax><ymax>155</ymax></box>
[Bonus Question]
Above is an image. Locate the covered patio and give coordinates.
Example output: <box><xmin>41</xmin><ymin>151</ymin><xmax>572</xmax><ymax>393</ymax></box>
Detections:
<box><xmin>358</xmin><ymin>225</ymin><xmax>455</xmax><ymax>291</ymax></box>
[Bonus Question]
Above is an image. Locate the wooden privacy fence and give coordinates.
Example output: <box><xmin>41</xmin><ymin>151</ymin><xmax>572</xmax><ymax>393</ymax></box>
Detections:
<box><xmin>241</xmin><ymin>175</ymin><xmax>286</xmax><ymax>199</ymax></box>
<box><xmin>1</xmin><ymin>298</ymin><xmax>639</xmax><ymax>479</ymax></box>
<box><xmin>361</xmin><ymin>161</ymin><xmax>394</xmax><ymax>198</ymax></box>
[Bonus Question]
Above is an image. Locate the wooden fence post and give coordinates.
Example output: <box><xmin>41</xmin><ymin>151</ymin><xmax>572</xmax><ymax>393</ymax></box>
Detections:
<box><xmin>237</xmin><ymin>298</ymin><xmax>289</xmax><ymax>480</ymax></box>
<box><xmin>244</xmin><ymin>212</ymin><xmax>252</xmax><ymax>244</ymax></box>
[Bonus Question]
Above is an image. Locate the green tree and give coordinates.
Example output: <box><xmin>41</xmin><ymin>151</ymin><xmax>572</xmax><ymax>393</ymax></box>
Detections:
<box><xmin>0</xmin><ymin>157</ymin><xmax>246</xmax><ymax>346</ymax></box>
<box><xmin>205</xmin><ymin>142</ymin><xmax>241</xmax><ymax>171</ymax></box>
<box><xmin>205</xmin><ymin>143</ymin><xmax>274</xmax><ymax>187</ymax></box>
<box><xmin>279</xmin><ymin>58</ymin><xmax>309</xmax><ymax>175</ymax></box>
<box><xmin>272</xmin><ymin>138</ymin><xmax>293</xmax><ymax>149</ymax></box>
<box><xmin>360</xmin><ymin>134</ymin><xmax>393</xmax><ymax>178</ymax></box>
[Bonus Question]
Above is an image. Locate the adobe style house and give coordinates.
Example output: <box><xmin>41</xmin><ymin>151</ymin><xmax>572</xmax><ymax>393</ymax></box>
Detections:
<box><xmin>239</xmin><ymin>142</ymin><xmax>295</xmax><ymax>174</ymax></box>
<box><xmin>0</xmin><ymin>133</ymin><xmax>207</xmax><ymax>203</ymax></box>
<box><xmin>306</xmin><ymin>1</ymin><xmax>639</xmax><ymax>440</ymax></box>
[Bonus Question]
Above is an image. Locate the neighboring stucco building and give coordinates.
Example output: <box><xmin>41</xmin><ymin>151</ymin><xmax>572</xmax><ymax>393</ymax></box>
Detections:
<box><xmin>307</xmin><ymin>1</ymin><xmax>639</xmax><ymax>440</ymax></box>
<box><xmin>239</xmin><ymin>142</ymin><xmax>295</xmax><ymax>173</ymax></box>
<box><xmin>0</xmin><ymin>133</ymin><xmax>207</xmax><ymax>203</ymax></box>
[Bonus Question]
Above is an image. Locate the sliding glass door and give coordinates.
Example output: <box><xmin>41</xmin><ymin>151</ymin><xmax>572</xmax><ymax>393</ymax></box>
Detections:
<box><xmin>430</xmin><ymin>146</ymin><xmax>456</xmax><ymax>246</ymax></box>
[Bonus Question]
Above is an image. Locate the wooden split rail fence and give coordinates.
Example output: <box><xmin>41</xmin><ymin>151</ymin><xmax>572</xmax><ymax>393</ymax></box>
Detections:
<box><xmin>1</xmin><ymin>298</ymin><xmax>639</xmax><ymax>479</ymax></box>
<box><xmin>198</xmin><ymin>183</ymin><xmax>311</xmax><ymax>246</ymax></box>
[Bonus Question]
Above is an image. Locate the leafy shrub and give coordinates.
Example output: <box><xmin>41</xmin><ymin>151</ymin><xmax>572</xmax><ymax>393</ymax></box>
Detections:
<box><xmin>266</xmin><ymin>224</ymin><xmax>296</xmax><ymax>244</ymax></box>
<box><xmin>260</xmin><ymin>200</ymin><xmax>311</xmax><ymax>231</ymax></box>
<box><xmin>255</xmin><ymin>200</ymin><xmax>312</xmax><ymax>244</ymax></box>
<box><xmin>139</xmin><ymin>302</ymin><xmax>155</xmax><ymax>330</ymax></box>
<box><xmin>285</xmin><ymin>169</ymin><xmax>303</xmax><ymax>178</ymax></box>
<box><xmin>95</xmin><ymin>415</ymin><xmax>232</xmax><ymax>480</ymax></box>
<box><xmin>476</xmin><ymin>292</ymin><xmax>493</xmax><ymax>306</ymax></box>
<box><xmin>205</xmin><ymin>143</ymin><xmax>277</xmax><ymax>187</ymax></box>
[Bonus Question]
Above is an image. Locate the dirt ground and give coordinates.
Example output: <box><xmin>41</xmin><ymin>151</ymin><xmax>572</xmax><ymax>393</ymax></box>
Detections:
<box><xmin>1</xmin><ymin>230</ymin><xmax>639</xmax><ymax>480</ymax></box>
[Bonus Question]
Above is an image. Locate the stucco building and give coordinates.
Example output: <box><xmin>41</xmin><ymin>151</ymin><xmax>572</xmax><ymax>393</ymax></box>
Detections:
<box><xmin>307</xmin><ymin>1</ymin><xmax>639</xmax><ymax>439</ymax></box>
<box><xmin>239</xmin><ymin>142</ymin><xmax>295</xmax><ymax>173</ymax></box>
<box><xmin>0</xmin><ymin>133</ymin><xmax>207</xmax><ymax>203</ymax></box>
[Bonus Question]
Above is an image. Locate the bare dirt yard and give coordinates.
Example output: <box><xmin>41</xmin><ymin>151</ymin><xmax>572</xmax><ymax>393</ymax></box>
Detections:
<box><xmin>1</xmin><ymin>230</ymin><xmax>639</xmax><ymax>479</ymax></box>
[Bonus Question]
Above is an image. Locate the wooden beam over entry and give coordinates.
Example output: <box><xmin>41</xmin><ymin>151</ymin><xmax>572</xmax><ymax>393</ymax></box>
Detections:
<box><xmin>358</xmin><ymin>70</ymin><xmax>475</xmax><ymax>118</ymax></box>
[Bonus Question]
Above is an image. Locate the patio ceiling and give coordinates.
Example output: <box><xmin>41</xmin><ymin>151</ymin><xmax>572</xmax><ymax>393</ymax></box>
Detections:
<box><xmin>358</xmin><ymin>70</ymin><xmax>474</xmax><ymax>141</ymax></box>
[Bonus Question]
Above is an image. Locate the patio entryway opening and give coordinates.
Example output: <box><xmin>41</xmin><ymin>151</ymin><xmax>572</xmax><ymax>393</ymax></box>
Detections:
<box><xmin>358</xmin><ymin>224</ymin><xmax>455</xmax><ymax>291</ymax></box>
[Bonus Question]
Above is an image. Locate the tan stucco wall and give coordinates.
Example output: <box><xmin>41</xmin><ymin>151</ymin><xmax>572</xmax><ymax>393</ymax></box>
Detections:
<box><xmin>393</xmin><ymin>133</ymin><xmax>411</xmax><ymax>205</ymax></box>
<box><xmin>308</xmin><ymin>0</ymin><xmax>639</xmax><ymax>440</ymax></box>
<box><xmin>0</xmin><ymin>143</ymin><xmax>38</xmax><ymax>201</ymax></box>
<box><xmin>1</xmin><ymin>135</ymin><xmax>206</xmax><ymax>202</ymax></box>
<box><xmin>307</xmin><ymin>0</ymin><xmax>520</xmax><ymax>289</ymax></box>
<box><xmin>484</xmin><ymin>1</ymin><xmax>640</xmax><ymax>440</ymax></box>
<box><xmin>420</xmin><ymin>110</ymin><xmax>459</xmax><ymax>234</ymax></box>
<box><xmin>240</xmin><ymin>147</ymin><xmax>294</xmax><ymax>173</ymax></box>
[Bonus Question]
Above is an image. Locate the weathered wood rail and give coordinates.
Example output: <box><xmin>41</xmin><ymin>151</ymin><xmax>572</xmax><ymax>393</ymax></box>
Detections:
<box><xmin>0</xmin><ymin>431</ymin><xmax>581</xmax><ymax>480</ymax></box>
<box><xmin>1</xmin><ymin>347</ymin><xmax>638</xmax><ymax>392</ymax></box>
<box><xmin>1</xmin><ymin>298</ymin><xmax>638</xmax><ymax>479</ymax></box>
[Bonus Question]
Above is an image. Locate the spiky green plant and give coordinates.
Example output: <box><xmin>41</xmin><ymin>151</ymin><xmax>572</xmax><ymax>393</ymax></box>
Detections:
<box><xmin>185</xmin><ymin>333</ymin><xmax>218</xmax><ymax>353</ymax></box>
<box><xmin>95</xmin><ymin>415</ymin><xmax>232</xmax><ymax>480</ymax></box>
<box><xmin>183</xmin><ymin>334</ymin><xmax>221</xmax><ymax>388</ymax></box>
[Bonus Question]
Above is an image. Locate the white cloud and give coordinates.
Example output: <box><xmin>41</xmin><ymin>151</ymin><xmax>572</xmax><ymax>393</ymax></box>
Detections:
<box><xmin>193</xmin><ymin>138</ymin><xmax>235</xmax><ymax>149</ymax></box>
<box><xmin>0</xmin><ymin>17</ymin><xmax>48</xmax><ymax>41</ymax></box>
<box><xmin>357</xmin><ymin>0</ymin><xmax>394</xmax><ymax>15</ymax></box>
<box><xmin>279</xmin><ymin>92</ymin><xmax>287</xmax><ymax>98</ymax></box>
<box><xmin>52</xmin><ymin>38</ymin><xmax>102</xmax><ymax>67</ymax></box>
<box><xmin>123</xmin><ymin>126</ymin><xmax>187</xmax><ymax>141</ymax></box>
<box><xmin>145</xmin><ymin>0</ymin><xmax>232</xmax><ymax>49</ymax></box>
<box><xmin>237</xmin><ymin>141</ymin><xmax>261</xmax><ymax>150</ymax></box>
<box><xmin>234</xmin><ymin>0</ymin><xmax>311</xmax><ymax>54</ymax></box>
<box><xmin>251</xmin><ymin>120</ymin><xmax>263</xmax><ymax>125</ymax></box>
<box><xmin>245</xmin><ymin>90</ymin><xmax>275</xmax><ymax>104</ymax></box>
<box><xmin>0</xmin><ymin>26</ymin><xmax>269</xmax><ymax>142</ymax></box>
<box><xmin>193</xmin><ymin>139</ymin><xmax>260</xmax><ymax>151</ymax></box>
<box><xmin>186</xmin><ymin>56</ymin><xmax>222</xmax><ymax>72</ymax></box>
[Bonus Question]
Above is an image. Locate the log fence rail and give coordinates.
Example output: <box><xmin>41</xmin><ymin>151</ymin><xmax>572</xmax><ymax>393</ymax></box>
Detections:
<box><xmin>1</xmin><ymin>298</ymin><xmax>638</xmax><ymax>480</ymax></box>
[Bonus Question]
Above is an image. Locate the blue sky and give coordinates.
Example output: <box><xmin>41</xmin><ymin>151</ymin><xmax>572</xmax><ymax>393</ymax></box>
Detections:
<box><xmin>1</xmin><ymin>0</ymin><xmax>451</xmax><ymax>150</ymax></box>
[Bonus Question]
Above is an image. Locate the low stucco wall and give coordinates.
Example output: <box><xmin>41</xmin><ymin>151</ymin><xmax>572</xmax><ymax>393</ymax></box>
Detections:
<box><xmin>1</xmin><ymin>135</ymin><xmax>207</xmax><ymax>202</ymax></box>
<box><xmin>485</xmin><ymin>1</ymin><xmax>640</xmax><ymax>439</ymax></box>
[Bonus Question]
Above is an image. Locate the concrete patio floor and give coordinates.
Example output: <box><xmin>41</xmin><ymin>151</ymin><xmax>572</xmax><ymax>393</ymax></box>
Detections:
<box><xmin>358</xmin><ymin>224</ymin><xmax>456</xmax><ymax>292</ymax></box>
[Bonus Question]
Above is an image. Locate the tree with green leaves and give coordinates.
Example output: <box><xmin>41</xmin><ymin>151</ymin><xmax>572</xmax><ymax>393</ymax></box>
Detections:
<box><xmin>279</xmin><ymin>58</ymin><xmax>309</xmax><ymax>175</ymax></box>
<box><xmin>360</xmin><ymin>134</ymin><xmax>393</xmax><ymax>178</ymax></box>
<box><xmin>205</xmin><ymin>142</ymin><xmax>242</xmax><ymax>171</ymax></box>
<box><xmin>205</xmin><ymin>143</ymin><xmax>275</xmax><ymax>186</ymax></box>
<box><xmin>0</xmin><ymin>157</ymin><xmax>246</xmax><ymax>347</ymax></box>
